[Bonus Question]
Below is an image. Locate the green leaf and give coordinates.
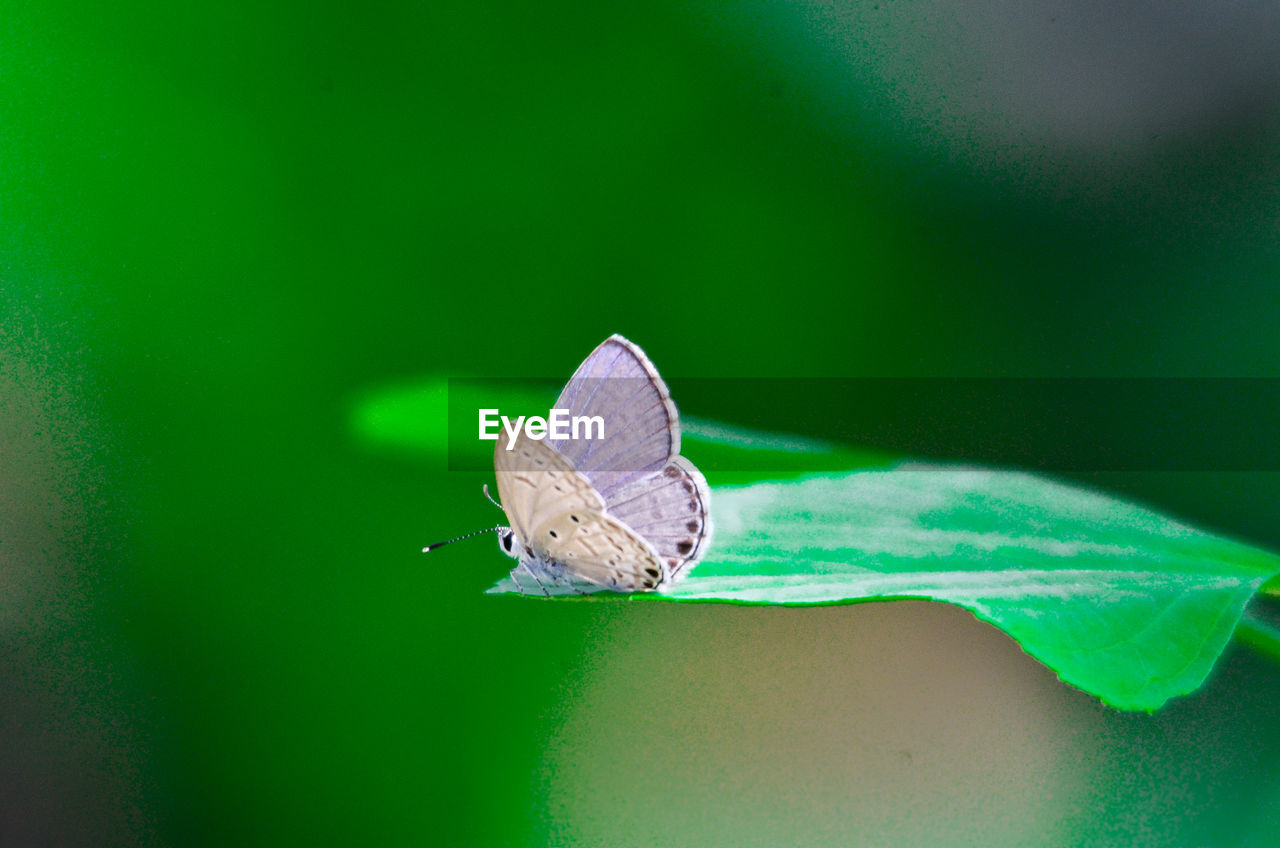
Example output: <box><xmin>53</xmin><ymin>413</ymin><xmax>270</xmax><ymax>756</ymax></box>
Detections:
<box><xmin>352</xmin><ymin>379</ymin><xmax>1280</xmax><ymax>711</ymax></box>
<box><xmin>486</xmin><ymin>465</ymin><xmax>1280</xmax><ymax>711</ymax></box>
<box><xmin>689</xmin><ymin>470</ymin><xmax>1280</xmax><ymax>711</ymax></box>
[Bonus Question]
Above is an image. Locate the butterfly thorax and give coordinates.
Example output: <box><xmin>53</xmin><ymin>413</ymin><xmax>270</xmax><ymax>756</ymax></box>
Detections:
<box><xmin>497</xmin><ymin>528</ymin><xmax>568</xmax><ymax>583</ymax></box>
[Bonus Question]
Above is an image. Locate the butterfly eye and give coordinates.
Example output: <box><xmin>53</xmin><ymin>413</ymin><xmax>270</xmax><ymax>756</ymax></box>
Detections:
<box><xmin>501</xmin><ymin>532</ymin><xmax>515</xmax><ymax>553</ymax></box>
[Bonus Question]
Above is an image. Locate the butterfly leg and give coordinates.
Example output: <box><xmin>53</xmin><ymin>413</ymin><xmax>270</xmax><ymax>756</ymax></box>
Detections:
<box><xmin>520</xmin><ymin>560</ymin><xmax>551</xmax><ymax>598</ymax></box>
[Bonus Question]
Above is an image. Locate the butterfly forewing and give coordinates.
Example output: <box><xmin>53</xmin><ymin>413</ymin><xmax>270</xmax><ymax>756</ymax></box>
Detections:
<box><xmin>550</xmin><ymin>334</ymin><xmax>680</xmax><ymax>501</ymax></box>
<box><xmin>494</xmin><ymin>431</ymin><xmax>603</xmax><ymax>544</ymax></box>
<box><xmin>605</xmin><ymin>456</ymin><xmax>712</xmax><ymax>581</ymax></box>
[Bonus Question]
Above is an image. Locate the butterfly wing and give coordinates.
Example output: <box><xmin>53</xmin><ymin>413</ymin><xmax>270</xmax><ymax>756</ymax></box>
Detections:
<box><xmin>549</xmin><ymin>334</ymin><xmax>680</xmax><ymax>501</ymax></box>
<box><xmin>494</xmin><ymin>430</ymin><xmax>674</xmax><ymax>592</ymax></box>
<box><xmin>494</xmin><ymin>430</ymin><xmax>604</xmax><ymax>544</ymax></box>
<box><xmin>498</xmin><ymin>335</ymin><xmax>711</xmax><ymax>591</ymax></box>
<box><xmin>604</xmin><ymin>456</ymin><xmax>712</xmax><ymax>582</ymax></box>
<box><xmin>534</xmin><ymin>509</ymin><xmax>668</xmax><ymax>591</ymax></box>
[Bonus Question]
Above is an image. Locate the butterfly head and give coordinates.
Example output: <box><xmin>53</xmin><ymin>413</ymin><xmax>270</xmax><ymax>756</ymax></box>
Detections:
<box><xmin>498</xmin><ymin>528</ymin><xmax>524</xmax><ymax>560</ymax></box>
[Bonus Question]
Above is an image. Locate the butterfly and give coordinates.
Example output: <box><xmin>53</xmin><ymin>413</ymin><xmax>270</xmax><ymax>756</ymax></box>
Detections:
<box><xmin>438</xmin><ymin>334</ymin><xmax>712</xmax><ymax>595</ymax></box>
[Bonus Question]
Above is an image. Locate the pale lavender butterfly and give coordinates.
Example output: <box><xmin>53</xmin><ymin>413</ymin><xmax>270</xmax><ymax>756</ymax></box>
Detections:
<box><xmin>428</xmin><ymin>335</ymin><xmax>712</xmax><ymax>595</ymax></box>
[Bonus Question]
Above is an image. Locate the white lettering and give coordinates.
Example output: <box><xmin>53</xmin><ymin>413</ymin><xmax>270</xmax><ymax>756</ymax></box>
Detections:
<box><xmin>483</xmin><ymin>408</ymin><xmax>605</xmax><ymax>448</ymax></box>
<box><xmin>549</xmin><ymin>408</ymin><xmax>570</xmax><ymax>439</ymax></box>
<box><xmin>502</xmin><ymin>415</ymin><xmax>525</xmax><ymax>451</ymax></box>
<box><xmin>573</xmin><ymin>414</ymin><xmax>604</xmax><ymax>440</ymax></box>
<box><xmin>478</xmin><ymin>408</ymin><xmax>500</xmax><ymax>440</ymax></box>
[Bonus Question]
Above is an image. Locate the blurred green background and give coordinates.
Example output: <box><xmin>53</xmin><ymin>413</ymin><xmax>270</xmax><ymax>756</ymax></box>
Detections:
<box><xmin>3</xmin><ymin>1</ymin><xmax>1280</xmax><ymax>845</ymax></box>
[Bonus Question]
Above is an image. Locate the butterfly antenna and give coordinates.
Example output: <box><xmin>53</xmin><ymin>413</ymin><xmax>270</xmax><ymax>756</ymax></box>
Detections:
<box><xmin>422</xmin><ymin>526</ymin><xmax>506</xmax><ymax>553</ymax></box>
<box><xmin>482</xmin><ymin>484</ymin><xmax>503</xmax><ymax>511</ymax></box>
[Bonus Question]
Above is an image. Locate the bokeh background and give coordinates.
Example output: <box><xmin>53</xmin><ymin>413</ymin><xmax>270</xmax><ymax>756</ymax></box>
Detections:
<box><xmin>3</xmin><ymin>1</ymin><xmax>1280</xmax><ymax>845</ymax></box>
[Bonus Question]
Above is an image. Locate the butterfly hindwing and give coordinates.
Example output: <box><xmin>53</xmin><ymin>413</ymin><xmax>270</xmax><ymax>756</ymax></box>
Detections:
<box><xmin>605</xmin><ymin>456</ymin><xmax>712</xmax><ymax>582</ymax></box>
